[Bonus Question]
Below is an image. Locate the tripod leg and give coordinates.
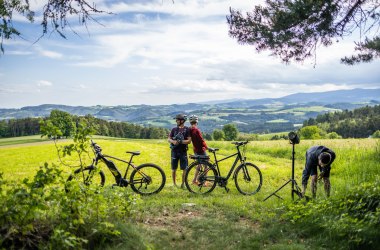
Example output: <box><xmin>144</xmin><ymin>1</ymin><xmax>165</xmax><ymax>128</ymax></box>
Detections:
<box><xmin>291</xmin><ymin>180</ymin><xmax>311</xmax><ymax>201</ymax></box>
<box><xmin>263</xmin><ymin>179</ymin><xmax>292</xmax><ymax>201</ymax></box>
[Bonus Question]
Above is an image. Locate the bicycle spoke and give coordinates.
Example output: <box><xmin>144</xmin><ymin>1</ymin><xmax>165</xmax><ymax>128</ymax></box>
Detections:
<box><xmin>130</xmin><ymin>164</ymin><xmax>166</xmax><ymax>195</ymax></box>
<box><xmin>185</xmin><ymin>162</ymin><xmax>217</xmax><ymax>194</ymax></box>
<box><xmin>235</xmin><ymin>163</ymin><xmax>262</xmax><ymax>195</ymax></box>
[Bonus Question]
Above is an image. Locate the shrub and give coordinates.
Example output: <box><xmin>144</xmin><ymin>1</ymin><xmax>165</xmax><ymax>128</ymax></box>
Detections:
<box><xmin>0</xmin><ymin>164</ymin><xmax>139</xmax><ymax>249</ymax></box>
<box><xmin>299</xmin><ymin>125</ymin><xmax>324</xmax><ymax>139</ymax></box>
<box><xmin>282</xmin><ymin>181</ymin><xmax>380</xmax><ymax>249</ymax></box>
<box><xmin>372</xmin><ymin>130</ymin><xmax>380</xmax><ymax>138</ymax></box>
<box><xmin>237</xmin><ymin>133</ymin><xmax>259</xmax><ymax>141</ymax></box>
<box><xmin>326</xmin><ymin>132</ymin><xmax>342</xmax><ymax>139</ymax></box>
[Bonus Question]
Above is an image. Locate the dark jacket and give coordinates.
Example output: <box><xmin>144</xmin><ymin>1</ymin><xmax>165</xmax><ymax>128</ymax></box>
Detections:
<box><xmin>302</xmin><ymin>146</ymin><xmax>336</xmax><ymax>185</ymax></box>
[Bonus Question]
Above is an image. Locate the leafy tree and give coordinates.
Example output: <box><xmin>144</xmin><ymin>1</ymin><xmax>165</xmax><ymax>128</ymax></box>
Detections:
<box><xmin>227</xmin><ymin>0</ymin><xmax>380</xmax><ymax>64</ymax></box>
<box><xmin>0</xmin><ymin>0</ymin><xmax>107</xmax><ymax>54</ymax></box>
<box><xmin>326</xmin><ymin>132</ymin><xmax>342</xmax><ymax>139</ymax></box>
<box><xmin>0</xmin><ymin>120</ymin><xmax>6</xmax><ymax>137</ymax></box>
<box><xmin>204</xmin><ymin>132</ymin><xmax>213</xmax><ymax>141</ymax></box>
<box><xmin>212</xmin><ymin>129</ymin><xmax>225</xmax><ymax>141</ymax></box>
<box><xmin>299</xmin><ymin>125</ymin><xmax>323</xmax><ymax>139</ymax></box>
<box><xmin>372</xmin><ymin>130</ymin><xmax>380</xmax><ymax>138</ymax></box>
<box><xmin>222</xmin><ymin>123</ymin><xmax>239</xmax><ymax>141</ymax></box>
<box><xmin>304</xmin><ymin>105</ymin><xmax>380</xmax><ymax>138</ymax></box>
<box><xmin>49</xmin><ymin>109</ymin><xmax>76</xmax><ymax>138</ymax></box>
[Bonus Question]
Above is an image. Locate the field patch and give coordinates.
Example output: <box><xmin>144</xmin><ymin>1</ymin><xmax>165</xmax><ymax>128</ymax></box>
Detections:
<box><xmin>0</xmin><ymin>136</ymin><xmax>379</xmax><ymax>249</ymax></box>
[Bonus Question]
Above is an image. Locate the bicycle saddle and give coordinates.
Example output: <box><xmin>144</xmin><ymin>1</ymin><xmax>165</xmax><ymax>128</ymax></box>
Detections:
<box><xmin>126</xmin><ymin>151</ymin><xmax>140</xmax><ymax>155</ymax></box>
<box><xmin>208</xmin><ymin>148</ymin><xmax>219</xmax><ymax>153</ymax></box>
<box><xmin>190</xmin><ymin>154</ymin><xmax>210</xmax><ymax>160</ymax></box>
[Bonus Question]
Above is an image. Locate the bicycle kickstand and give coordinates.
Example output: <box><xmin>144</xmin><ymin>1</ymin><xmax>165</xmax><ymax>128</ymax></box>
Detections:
<box><xmin>224</xmin><ymin>186</ymin><xmax>230</xmax><ymax>193</ymax></box>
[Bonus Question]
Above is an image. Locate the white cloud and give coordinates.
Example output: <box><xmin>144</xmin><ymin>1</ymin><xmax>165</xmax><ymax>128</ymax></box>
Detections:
<box><xmin>37</xmin><ymin>49</ymin><xmax>63</xmax><ymax>59</ymax></box>
<box><xmin>7</xmin><ymin>50</ymin><xmax>33</xmax><ymax>56</ymax></box>
<box><xmin>101</xmin><ymin>0</ymin><xmax>259</xmax><ymax>18</ymax></box>
<box><xmin>143</xmin><ymin>79</ymin><xmax>252</xmax><ymax>94</ymax></box>
<box><xmin>37</xmin><ymin>80</ymin><xmax>53</xmax><ymax>87</ymax></box>
<box><xmin>1</xmin><ymin>0</ymin><xmax>379</xmax><ymax>108</ymax></box>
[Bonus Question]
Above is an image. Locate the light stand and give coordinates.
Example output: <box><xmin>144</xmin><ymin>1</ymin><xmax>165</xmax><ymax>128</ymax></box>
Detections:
<box><xmin>263</xmin><ymin>132</ymin><xmax>303</xmax><ymax>201</ymax></box>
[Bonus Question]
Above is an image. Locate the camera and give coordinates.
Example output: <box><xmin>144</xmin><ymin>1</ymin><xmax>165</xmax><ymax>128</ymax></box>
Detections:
<box><xmin>170</xmin><ymin>133</ymin><xmax>184</xmax><ymax>149</ymax></box>
<box><xmin>288</xmin><ymin>131</ymin><xmax>300</xmax><ymax>144</ymax></box>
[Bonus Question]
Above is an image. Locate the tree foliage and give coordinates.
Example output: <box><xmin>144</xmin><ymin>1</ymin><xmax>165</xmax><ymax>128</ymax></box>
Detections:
<box><xmin>212</xmin><ymin>129</ymin><xmax>225</xmax><ymax>141</ymax></box>
<box><xmin>0</xmin><ymin>111</ymin><xmax>169</xmax><ymax>139</ymax></box>
<box><xmin>0</xmin><ymin>0</ymin><xmax>107</xmax><ymax>54</ymax></box>
<box><xmin>299</xmin><ymin>125</ymin><xmax>323</xmax><ymax>139</ymax></box>
<box><xmin>0</xmin><ymin>144</ymin><xmax>138</xmax><ymax>248</ymax></box>
<box><xmin>227</xmin><ymin>0</ymin><xmax>380</xmax><ymax>64</ymax></box>
<box><xmin>303</xmin><ymin>105</ymin><xmax>380</xmax><ymax>138</ymax></box>
<box><xmin>372</xmin><ymin>130</ymin><xmax>380</xmax><ymax>138</ymax></box>
<box><xmin>222</xmin><ymin>123</ymin><xmax>239</xmax><ymax>141</ymax></box>
<box><xmin>283</xmin><ymin>180</ymin><xmax>380</xmax><ymax>249</ymax></box>
<box><xmin>49</xmin><ymin>109</ymin><xmax>76</xmax><ymax>138</ymax></box>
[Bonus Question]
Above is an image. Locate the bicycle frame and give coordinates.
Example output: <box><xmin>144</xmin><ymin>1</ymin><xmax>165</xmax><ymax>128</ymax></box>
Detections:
<box><xmin>209</xmin><ymin>143</ymin><xmax>247</xmax><ymax>181</ymax></box>
<box><xmin>90</xmin><ymin>144</ymin><xmax>146</xmax><ymax>185</ymax></box>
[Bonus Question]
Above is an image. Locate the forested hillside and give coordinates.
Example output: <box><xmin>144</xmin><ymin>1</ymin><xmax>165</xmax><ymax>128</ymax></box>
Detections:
<box><xmin>303</xmin><ymin>105</ymin><xmax>380</xmax><ymax>138</ymax></box>
<box><xmin>0</xmin><ymin>111</ymin><xmax>169</xmax><ymax>139</ymax></box>
<box><xmin>1</xmin><ymin>89</ymin><xmax>379</xmax><ymax>134</ymax></box>
<box><xmin>2</xmin><ymin>105</ymin><xmax>380</xmax><ymax>139</ymax></box>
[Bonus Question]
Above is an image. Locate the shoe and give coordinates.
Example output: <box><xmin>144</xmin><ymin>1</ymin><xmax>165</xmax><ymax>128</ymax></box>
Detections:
<box><xmin>193</xmin><ymin>181</ymin><xmax>211</xmax><ymax>187</ymax></box>
<box><xmin>203</xmin><ymin>181</ymin><xmax>212</xmax><ymax>187</ymax></box>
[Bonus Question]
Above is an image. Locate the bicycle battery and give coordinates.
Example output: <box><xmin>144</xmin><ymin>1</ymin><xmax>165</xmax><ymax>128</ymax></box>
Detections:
<box><xmin>103</xmin><ymin>158</ymin><xmax>122</xmax><ymax>179</ymax></box>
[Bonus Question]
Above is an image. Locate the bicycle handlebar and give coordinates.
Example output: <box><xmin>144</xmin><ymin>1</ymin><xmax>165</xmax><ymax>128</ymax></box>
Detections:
<box><xmin>231</xmin><ymin>141</ymin><xmax>249</xmax><ymax>146</ymax></box>
<box><xmin>90</xmin><ymin>140</ymin><xmax>102</xmax><ymax>153</ymax></box>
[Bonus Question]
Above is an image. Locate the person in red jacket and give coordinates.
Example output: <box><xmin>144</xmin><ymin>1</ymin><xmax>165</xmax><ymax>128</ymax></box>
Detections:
<box><xmin>189</xmin><ymin>115</ymin><xmax>208</xmax><ymax>155</ymax></box>
<box><xmin>188</xmin><ymin>115</ymin><xmax>209</xmax><ymax>185</ymax></box>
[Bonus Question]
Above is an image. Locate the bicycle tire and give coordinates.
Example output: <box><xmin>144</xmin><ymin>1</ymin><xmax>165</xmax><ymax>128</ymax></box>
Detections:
<box><xmin>130</xmin><ymin>163</ymin><xmax>166</xmax><ymax>195</ymax></box>
<box><xmin>234</xmin><ymin>162</ymin><xmax>262</xmax><ymax>195</ymax></box>
<box><xmin>67</xmin><ymin>165</ymin><xmax>105</xmax><ymax>187</ymax></box>
<box><xmin>184</xmin><ymin>161</ymin><xmax>217</xmax><ymax>194</ymax></box>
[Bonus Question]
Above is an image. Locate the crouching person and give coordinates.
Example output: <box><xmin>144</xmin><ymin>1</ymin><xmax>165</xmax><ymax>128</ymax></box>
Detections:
<box><xmin>301</xmin><ymin>145</ymin><xmax>336</xmax><ymax>198</ymax></box>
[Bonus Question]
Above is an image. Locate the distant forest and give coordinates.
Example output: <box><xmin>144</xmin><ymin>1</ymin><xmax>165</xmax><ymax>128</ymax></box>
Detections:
<box><xmin>1</xmin><ymin>105</ymin><xmax>379</xmax><ymax>139</ymax></box>
<box><xmin>0</xmin><ymin>112</ymin><xmax>169</xmax><ymax>139</ymax></box>
<box><xmin>303</xmin><ymin>105</ymin><xmax>380</xmax><ymax>138</ymax></box>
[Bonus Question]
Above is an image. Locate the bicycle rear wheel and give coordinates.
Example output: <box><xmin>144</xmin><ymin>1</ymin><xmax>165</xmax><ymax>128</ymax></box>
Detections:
<box><xmin>234</xmin><ymin>162</ymin><xmax>262</xmax><ymax>195</ymax></box>
<box><xmin>184</xmin><ymin>161</ymin><xmax>217</xmax><ymax>194</ymax></box>
<box><xmin>67</xmin><ymin>166</ymin><xmax>105</xmax><ymax>188</ymax></box>
<box><xmin>130</xmin><ymin>163</ymin><xmax>166</xmax><ymax>195</ymax></box>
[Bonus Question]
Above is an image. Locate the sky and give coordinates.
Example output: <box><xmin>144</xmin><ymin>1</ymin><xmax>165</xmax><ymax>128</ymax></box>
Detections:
<box><xmin>1</xmin><ymin>0</ymin><xmax>380</xmax><ymax>109</ymax></box>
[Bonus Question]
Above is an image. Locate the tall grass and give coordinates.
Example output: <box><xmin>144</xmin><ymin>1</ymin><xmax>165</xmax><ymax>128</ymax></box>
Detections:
<box><xmin>0</xmin><ymin>137</ymin><xmax>378</xmax><ymax>249</ymax></box>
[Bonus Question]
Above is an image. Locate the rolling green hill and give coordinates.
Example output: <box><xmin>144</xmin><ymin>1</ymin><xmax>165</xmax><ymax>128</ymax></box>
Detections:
<box><xmin>1</xmin><ymin>88</ymin><xmax>379</xmax><ymax>133</ymax></box>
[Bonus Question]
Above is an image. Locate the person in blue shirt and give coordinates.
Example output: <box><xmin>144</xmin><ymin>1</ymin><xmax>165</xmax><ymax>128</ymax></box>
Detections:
<box><xmin>301</xmin><ymin>145</ymin><xmax>336</xmax><ymax>198</ymax></box>
<box><xmin>168</xmin><ymin>114</ymin><xmax>191</xmax><ymax>188</ymax></box>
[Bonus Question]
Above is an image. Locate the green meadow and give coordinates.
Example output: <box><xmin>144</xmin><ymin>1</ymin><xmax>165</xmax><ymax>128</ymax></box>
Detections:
<box><xmin>0</xmin><ymin>136</ymin><xmax>379</xmax><ymax>249</ymax></box>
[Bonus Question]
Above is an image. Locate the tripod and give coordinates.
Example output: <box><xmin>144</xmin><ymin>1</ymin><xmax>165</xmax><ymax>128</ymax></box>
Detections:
<box><xmin>263</xmin><ymin>143</ymin><xmax>303</xmax><ymax>201</ymax></box>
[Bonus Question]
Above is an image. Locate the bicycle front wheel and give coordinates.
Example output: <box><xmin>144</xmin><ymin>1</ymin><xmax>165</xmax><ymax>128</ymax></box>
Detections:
<box><xmin>130</xmin><ymin>163</ymin><xmax>166</xmax><ymax>195</ymax></box>
<box><xmin>184</xmin><ymin>161</ymin><xmax>217</xmax><ymax>194</ymax></box>
<box><xmin>67</xmin><ymin>166</ymin><xmax>105</xmax><ymax>188</ymax></box>
<box><xmin>234</xmin><ymin>162</ymin><xmax>262</xmax><ymax>195</ymax></box>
